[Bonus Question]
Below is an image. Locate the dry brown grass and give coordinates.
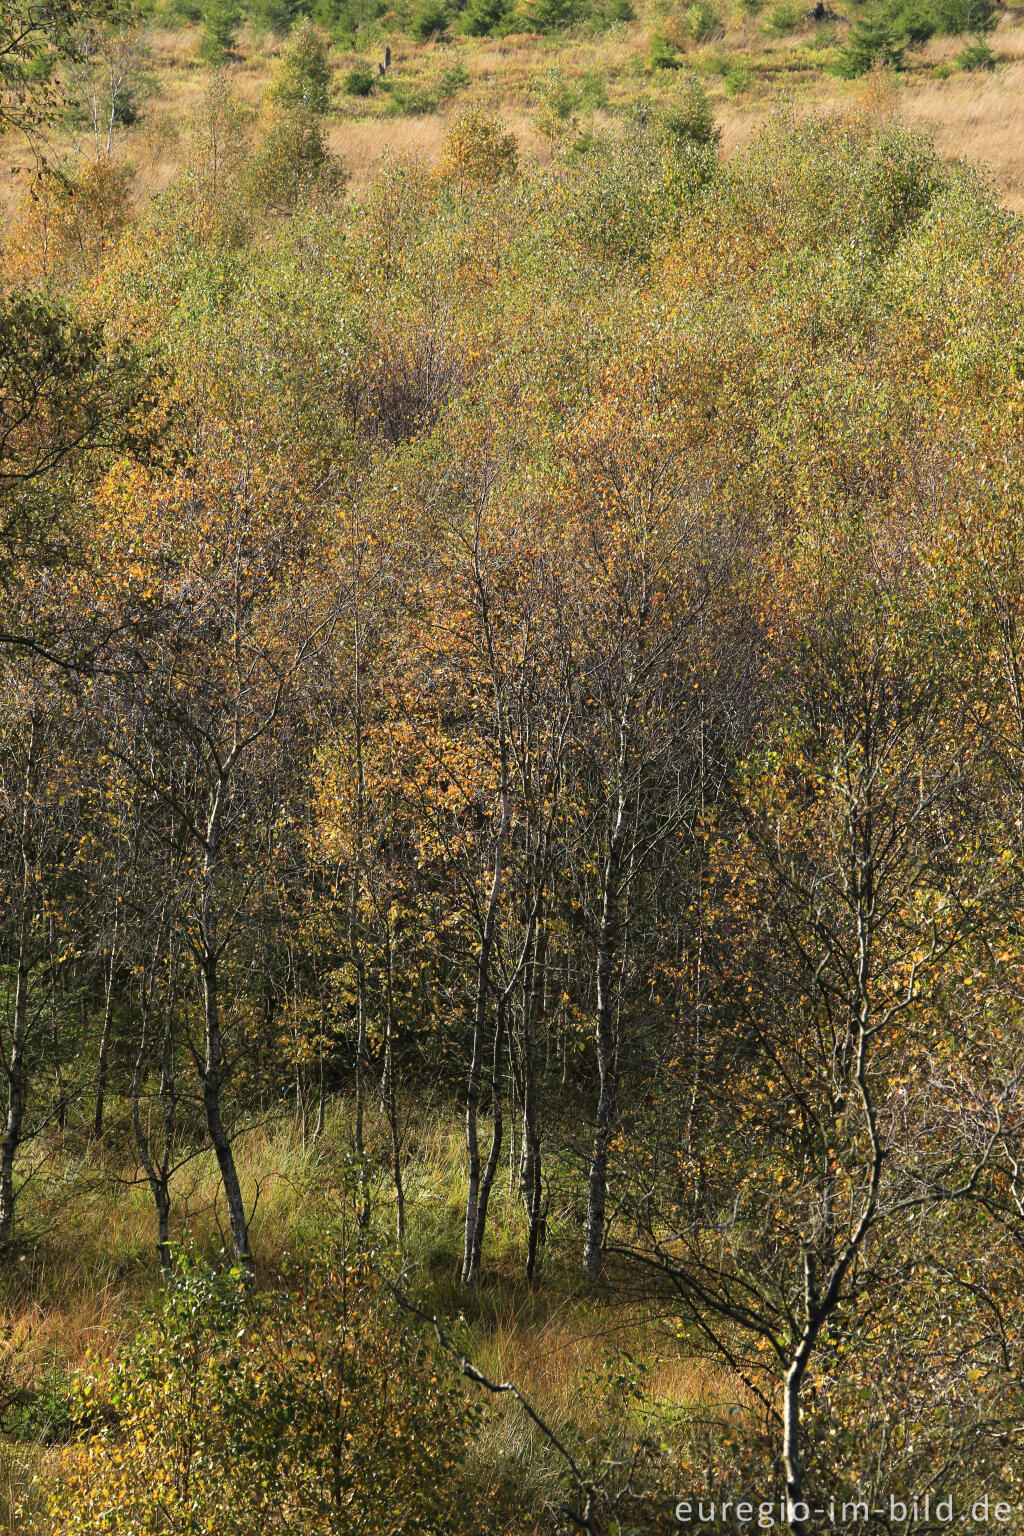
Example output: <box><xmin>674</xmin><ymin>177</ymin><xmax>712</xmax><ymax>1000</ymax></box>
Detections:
<box><xmin>327</xmin><ymin>114</ymin><xmax>447</xmax><ymax>187</ymax></box>
<box><xmin>4</xmin><ymin>8</ymin><xmax>1024</xmax><ymax>224</ymax></box>
<box><xmin>900</xmin><ymin>59</ymin><xmax>1024</xmax><ymax>208</ymax></box>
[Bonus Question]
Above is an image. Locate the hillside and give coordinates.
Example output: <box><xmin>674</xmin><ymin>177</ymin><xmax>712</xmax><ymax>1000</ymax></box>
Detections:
<box><xmin>3</xmin><ymin>0</ymin><xmax>1024</xmax><ymax>215</ymax></box>
<box><xmin>4</xmin><ymin>4</ymin><xmax>1024</xmax><ymax>1535</ymax></box>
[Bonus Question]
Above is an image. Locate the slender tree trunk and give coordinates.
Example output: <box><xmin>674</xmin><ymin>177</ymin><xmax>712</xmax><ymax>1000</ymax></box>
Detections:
<box><xmin>521</xmin><ymin>910</ymin><xmax>545</xmax><ymax>1282</ymax></box>
<box><xmin>470</xmin><ymin>994</ymin><xmax>506</xmax><ymax>1279</ymax></box>
<box><xmin>49</xmin><ymin>923</ymin><xmax>66</xmax><ymax>1135</ymax></box>
<box><xmin>200</xmin><ymin>939</ymin><xmax>252</xmax><ymax>1276</ymax></box>
<box><xmin>782</xmin><ymin>1356</ymin><xmax>808</xmax><ymax>1536</ymax></box>
<box><xmin>0</xmin><ymin>921</ymin><xmax>30</xmax><ymax>1253</ymax></box>
<box><xmin>351</xmin><ymin>922</ymin><xmax>368</xmax><ymax>1220</ymax></box>
<box><xmin>382</xmin><ymin>919</ymin><xmax>404</xmax><ymax>1244</ymax></box>
<box><xmin>297</xmin><ymin>1061</ymin><xmax>309</xmax><ymax>1150</ymax></box>
<box><xmin>313</xmin><ymin>1040</ymin><xmax>326</xmax><ymax>1142</ymax></box>
<box><xmin>195</xmin><ymin>783</ymin><xmax>253</xmax><ymax>1276</ymax></box>
<box><xmin>0</xmin><ymin>724</ymin><xmax>36</xmax><ymax>1255</ymax></box>
<box><xmin>349</xmin><ymin>607</ymin><xmax>370</xmax><ymax>1223</ymax></box>
<box><xmin>462</xmin><ymin>539</ymin><xmax>514</xmax><ymax>1285</ymax></box>
<box><xmin>94</xmin><ymin>911</ymin><xmax>119</xmax><ymax>1140</ymax></box>
<box><xmin>462</xmin><ymin>790</ymin><xmax>509</xmax><ymax>1285</ymax></box>
<box><xmin>133</xmin><ymin>999</ymin><xmax>176</xmax><ymax>1276</ymax></box>
<box><xmin>584</xmin><ymin>774</ymin><xmax>628</xmax><ymax>1277</ymax></box>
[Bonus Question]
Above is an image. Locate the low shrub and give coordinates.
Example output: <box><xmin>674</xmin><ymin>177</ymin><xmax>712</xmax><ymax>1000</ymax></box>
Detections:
<box><xmin>834</xmin><ymin>17</ymin><xmax>905</xmax><ymax>76</ymax></box>
<box><xmin>684</xmin><ymin>0</ymin><xmax>722</xmax><ymax>40</ymax></box>
<box><xmin>47</xmin><ymin>1251</ymin><xmax>487</xmax><ymax>1536</ymax></box>
<box><xmin>435</xmin><ymin>108</ymin><xmax>519</xmax><ymax>188</ymax></box>
<box><xmin>957</xmin><ymin>36</ymin><xmax>994</xmax><ymax>67</ymax></box>
<box><xmin>344</xmin><ymin>64</ymin><xmax>377</xmax><ymax>94</ymax></box>
<box><xmin>649</xmin><ymin>30</ymin><xmax>682</xmax><ymax>67</ymax></box>
<box><xmin>764</xmin><ymin>0</ymin><xmax>799</xmax><ymax>34</ymax></box>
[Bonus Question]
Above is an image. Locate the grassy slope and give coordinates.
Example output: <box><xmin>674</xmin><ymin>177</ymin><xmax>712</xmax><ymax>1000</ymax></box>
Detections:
<box><xmin>4</xmin><ymin>2</ymin><xmax>1024</xmax><ymax>224</ymax></box>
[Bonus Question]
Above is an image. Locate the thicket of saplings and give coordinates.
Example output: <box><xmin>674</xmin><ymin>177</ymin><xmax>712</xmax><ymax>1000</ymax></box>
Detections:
<box><xmin>4</xmin><ymin>43</ymin><xmax>1024</xmax><ymax>1534</ymax></box>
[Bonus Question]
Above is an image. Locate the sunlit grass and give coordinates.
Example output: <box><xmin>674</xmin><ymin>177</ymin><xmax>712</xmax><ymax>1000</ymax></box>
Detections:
<box><xmin>0</xmin><ymin>1098</ymin><xmax>724</xmax><ymax>1534</ymax></box>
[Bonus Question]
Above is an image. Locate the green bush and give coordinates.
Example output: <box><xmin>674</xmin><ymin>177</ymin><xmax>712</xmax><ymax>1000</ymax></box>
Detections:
<box><xmin>885</xmin><ymin>0</ymin><xmax>937</xmax><ymax>44</ymax></box>
<box><xmin>957</xmin><ymin>35</ymin><xmax>994</xmax><ymax>66</ymax></box>
<box><xmin>807</xmin><ymin>19</ymin><xmax>839</xmax><ymax>47</ymax></box>
<box><xmin>764</xmin><ymin>0</ymin><xmax>799</xmax><ymax>33</ymax></box>
<box><xmin>684</xmin><ymin>0</ymin><xmax>723</xmax><ymax>39</ymax></box>
<box><xmin>696</xmin><ymin>114</ymin><xmax>943</xmax><ymax>264</ymax></box>
<box><xmin>247</xmin><ymin>108</ymin><xmax>346</xmax><ymax>210</ymax></box>
<box><xmin>723</xmin><ymin>57</ymin><xmax>753</xmax><ymax>93</ymax></box>
<box><xmin>344</xmin><ymin>63</ymin><xmax>376</xmax><ymax>93</ymax></box>
<box><xmin>435</xmin><ymin>108</ymin><xmax>519</xmax><ymax>186</ymax></box>
<box><xmin>520</xmin><ymin>0</ymin><xmax>585</xmax><ymax>30</ymax></box>
<box><xmin>458</xmin><ymin>0</ymin><xmax>514</xmax><ymax>33</ymax></box>
<box><xmin>534</xmin><ymin>65</ymin><xmax>582</xmax><ymax>142</ymax></box>
<box><xmin>250</xmin><ymin>0</ymin><xmax>306</xmax><ymax>33</ymax></box>
<box><xmin>409</xmin><ymin>0</ymin><xmax>449</xmax><ymax>37</ymax></box>
<box><xmin>579</xmin><ymin>69</ymin><xmax>609</xmax><ymax>108</ymax></box>
<box><xmin>664</xmin><ymin>71</ymin><xmax>720</xmax><ymax>146</ymax></box>
<box><xmin>49</xmin><ymin>1254</ymin><xmax>485</xmax><ymax>1536</ymax></box>
<box><xmin>834</xmin><ymin>16</ymin><xmax>905</xmax><ymax>75</ymax></box>
<box><xmin>270</xmin><ymin>19</ymin><xmax>333</xmax><ymax>112</ymax></box>
<box><xmin>201</xmin><ymin>0</ymin><xmax>242</xmax><ymax>60</ymax></box>
<box><xmin>932</xmin><ymin>0</ymin><xmax>994</xmax><ymax>31</ymax></box>
<box><xmin>386</xmin><ymin>82</ymin><xmax>440</xmax><ymax>112</ymax></box>
<box><xmin>160</xmin><ymin>0</ymin><xmax>202</xmax><ymax>25</ymax></box>
<box><xmin>649</xmin><ymin>30</ymin><xmax>681</xmax><ymax>67</ymax></box>
<box><xmin>439</xmin><ymin>61</ymin><xmax>470</xmax><ymax>95</ymax></box>
<box><xmin>311</xmin><ymin>0</ymin><xmax>390</xmax><ymax>38</ymax></box>
<box><xmin>883</xmin><ymin>0</ymin><xmax>993</xmax><ymax>42</ymax></box>
<box><xmin>563</xmin><ymin>97</ymin><xmax>719</xmax><ymax>262</ymax></box>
